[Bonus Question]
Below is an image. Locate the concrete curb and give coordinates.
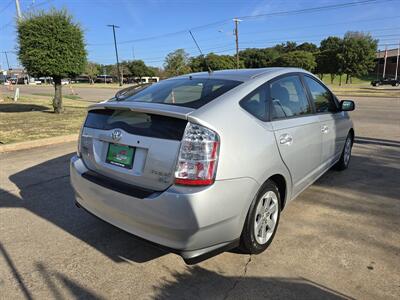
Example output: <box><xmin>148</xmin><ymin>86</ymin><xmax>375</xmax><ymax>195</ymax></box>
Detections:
<box><xmin>0</xmin><ymin>134</ymin><xmax>78</xmax><ymax>153</ymax></box>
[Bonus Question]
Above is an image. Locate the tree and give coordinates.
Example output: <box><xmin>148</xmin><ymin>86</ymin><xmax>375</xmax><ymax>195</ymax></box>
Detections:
<box><xmin>239</xmin><ymin>48</ymin><xmax>280</xmax><ymax>68</ymax></box>
<box><xmin>17</xmin><ymin>9</ymin><xmax>86</xmax><ymax>113</ymax></box>
<box><xmin>190</xmin><ymin>53</ymin><xmax>242</xmax><ymax>72</ymax></box>
<box><xmin>164</xmin><ymin>49</ymin><xmax>191</xmax><ymax>77</ymax></box>
<box><xmin>341</xmin><ymin>31</ymin><xmax>377</xmax><ymax>83</ymax></box>
<box><xmin>274</xmin><ymin>41</ymin><xmax>298</xmax><ymax>53</ymax></box>
<box><xmin>127</xmin><ymin>60</ymin><xmax>154</xmax><ymax>82</ymax></box>
<box><xmin>272</xmin><ymin>50</ymin><xmax>316</xmax><ymax>71</ymax></box>
<box><xmin>316</xmin><ymin>36</ymin><xmax>343</xmax><ymax>83</ymax></box>
<box><xmin>296</xmin><ymin>42</ymin><xmax>318</xmax><ymax>53</ymax></box>
<box><xmin>85</xmin><ymin>62</ymin><xmax>100</xmax><ymax>84</ymax></box>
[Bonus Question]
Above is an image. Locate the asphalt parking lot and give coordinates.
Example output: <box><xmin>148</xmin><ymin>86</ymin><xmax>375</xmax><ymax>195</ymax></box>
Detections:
<box><xmin>0</xmin><ymin>96</ymin><xmax>399</xmax><ymax>299</ymax></box>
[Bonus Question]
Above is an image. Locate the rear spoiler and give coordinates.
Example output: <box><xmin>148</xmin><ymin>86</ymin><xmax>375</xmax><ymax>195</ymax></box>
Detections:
<box><xmin>87</xmin><ymin>101</ymin><xmax>195</xmax><ymax>120</ymax></box>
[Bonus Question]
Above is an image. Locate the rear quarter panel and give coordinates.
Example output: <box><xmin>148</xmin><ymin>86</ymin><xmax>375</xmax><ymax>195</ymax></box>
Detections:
<box><xmin>189</xmin><ymin>77</ymin><xmax>293</xmax><ymax>207</ymax></box>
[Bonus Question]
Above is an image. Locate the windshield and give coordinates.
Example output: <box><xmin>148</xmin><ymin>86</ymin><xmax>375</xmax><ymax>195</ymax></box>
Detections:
<box><xmin>120</xmin><ymin>77</ymin><xmax>242</xmax><ymax>109</ymax></box>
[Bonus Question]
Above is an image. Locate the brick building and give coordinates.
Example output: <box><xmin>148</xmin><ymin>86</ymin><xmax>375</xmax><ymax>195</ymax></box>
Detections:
<box><xmin>375</xmin><ymin>48</ymin><xmax>400</xmax><ymax>78</ymax></box>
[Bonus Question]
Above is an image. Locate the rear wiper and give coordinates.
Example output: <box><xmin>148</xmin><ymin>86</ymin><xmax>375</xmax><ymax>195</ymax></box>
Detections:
<box><xmin>115</xmin><ymin>83</ymin><xmax>152</xmax><ymax>101</ymax></box>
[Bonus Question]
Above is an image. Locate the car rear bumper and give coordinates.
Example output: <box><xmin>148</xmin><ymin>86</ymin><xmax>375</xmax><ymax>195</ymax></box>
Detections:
<box><xmin>70</xmin><ymin>155</ymin><xmax>258</xmax><ymax>263</ymax></box>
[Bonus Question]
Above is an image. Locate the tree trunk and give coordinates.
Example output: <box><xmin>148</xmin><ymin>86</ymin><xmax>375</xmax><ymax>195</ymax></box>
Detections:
<box><xmin>330</xmin><ymin>74</ymin><xmax>335</xmax><ymax>84</ymax></box>
<box><xmin>53</xmin><ymin>76</ymin><xmax>63</xmax><ymax>114</ymax></box>
<box><xmin>345</xmin><ymin>74</ymin><xmax>349</xmax><ymax>84</ymax></box>
<box><xmin>339</xmin><ymin>74</ymin><xmax>342</xmax><ymax>86</ymax></box>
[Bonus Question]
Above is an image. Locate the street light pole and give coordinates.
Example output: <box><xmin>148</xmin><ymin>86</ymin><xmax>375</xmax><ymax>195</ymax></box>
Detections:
<box><xmin>107</xmin><ymin>24</ymin><xmax>122</xmax><ymax>86</ymax></box>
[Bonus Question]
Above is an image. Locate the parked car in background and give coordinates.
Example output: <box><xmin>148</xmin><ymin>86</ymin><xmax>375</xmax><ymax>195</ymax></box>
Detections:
<box><xmin>95</xmin><ymin>75</ymin><xmax>113</xmax><ymax>83</ymax></box>
<box><xmin>9</xmin><ymin>77</ymin><xmax>18</xmax><ymax>84</ymax></box>
<box><xmin>371</xmin><ymin>77</ymin><xmax>400</xmax><ymax>87</ymax></box>
<box><xmin>70</xmin><ymin>68</ymin><xmax>355</xmax><ymax>264</ymax></box>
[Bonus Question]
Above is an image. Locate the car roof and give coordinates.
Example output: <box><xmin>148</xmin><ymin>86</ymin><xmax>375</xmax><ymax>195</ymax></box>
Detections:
<box><xmin>174</xmin><ymin>67</ymin><xmax>309</xmax><ymax>82</ymax></box>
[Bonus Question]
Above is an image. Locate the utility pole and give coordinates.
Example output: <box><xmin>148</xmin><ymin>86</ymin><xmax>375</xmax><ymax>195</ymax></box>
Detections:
<box><xmin>2</xmin><ymin>51</ymin><xmax>11</xmax><ymax>70</ymax></box>
<box><xmin>383</xmin><ymin>45</ymin><xmax>388</xmax><ymax>79</ymax></box>
<box><xmin>15</xmin><ymin>0</ymin><xmax>22</xmax><ymax>20</ymax></box>
<box><xmin>132</xmin><ymin>46</ymin><xmax>135</xmax><ymax>60</ymax></box>
<box><xmin>233</xmin><ymin>18</ymin><xmax>242</xmax><ymax>69</ymax></box>
<box><xmin>107</xmin><ymin>24</ymin><xmax>122</xmax><ymax>86</ymax></box>
<box><xmin>395</xmin><ymin>41</ymin><xmax>399</xmax><ymax>81</ymax></box>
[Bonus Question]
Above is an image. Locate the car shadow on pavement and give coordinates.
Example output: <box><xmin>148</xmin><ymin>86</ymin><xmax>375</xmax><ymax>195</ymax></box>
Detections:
<box><xmin>1</xmin><ymin>153</ymin><xmax>167</xmax><ymax>264</ymax></box>
<box><xmin>354</xmin><ymin>136</ymin><xmax>400</xmax><ymax>148</ymax></box>
<box><xmin>316</xmin><ymin>145</ymin><xmax>400</xmax><ymax>201</ymax></box>
<box><xmin>1</xmin><ymin>142</ymin><xmax>399</xmax><ymax>267</ymax></box>
<box><xmin>152</xmin><ymin>266</ymin><xmax>350</xmax><ymax>299</ymax></box>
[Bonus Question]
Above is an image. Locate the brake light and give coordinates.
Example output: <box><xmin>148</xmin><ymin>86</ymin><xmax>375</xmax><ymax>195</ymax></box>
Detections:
<box><xmin>174</xmin><ymin>122</ymin><xmax>220</xmax><ymax>186</ymax></box>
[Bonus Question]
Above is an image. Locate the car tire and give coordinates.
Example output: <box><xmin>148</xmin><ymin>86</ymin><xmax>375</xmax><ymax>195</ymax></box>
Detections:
<box><xmin>239</xmin><ymin>180</ymin><xmax>281</xmax><ymax>254</ymax></box>
<box><xmin>334</xmin><ymin>132</ymin><xmax>353</xmax><ymax>171</ymax></box>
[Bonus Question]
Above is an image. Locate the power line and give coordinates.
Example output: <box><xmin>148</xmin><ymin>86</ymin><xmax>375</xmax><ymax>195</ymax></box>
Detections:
<box><xmin>87</xmin><ymin>0</ymin><xmax>396</xmax><ymax>46</ymax></box>
<box><xmin>240</xmin><ymin>0</ymin><xmax>394</xmax><ymax>20</ymax></box>
<box><xmin>0</xmin><ymin>0</ymin><xmax>13</xmax><ymax>14</ymax></box>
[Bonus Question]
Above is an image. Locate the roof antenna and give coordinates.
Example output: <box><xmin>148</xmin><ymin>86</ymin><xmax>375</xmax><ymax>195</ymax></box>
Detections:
<box><xmin>189</xmin><ymin>30</ymin><xmax>212</xmax><ymax>74</ymax></box>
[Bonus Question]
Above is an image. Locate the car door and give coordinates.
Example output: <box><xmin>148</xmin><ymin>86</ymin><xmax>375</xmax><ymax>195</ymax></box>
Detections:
<box><xmin>303</xmin><ymin>75</ymin><xmax>345</xmax><ymax>167</ymax></box>
<box><xmin>269</xmin><ymin>75</ymin><xmax>322</xmax><ymax>197</ymax></box>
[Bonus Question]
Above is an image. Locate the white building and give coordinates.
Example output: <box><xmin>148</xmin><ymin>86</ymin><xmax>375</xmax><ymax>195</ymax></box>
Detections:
<box><xmin>133</xmin><ymin>76</ymin><xmax>159</xmax><ymax>84</ymax></box>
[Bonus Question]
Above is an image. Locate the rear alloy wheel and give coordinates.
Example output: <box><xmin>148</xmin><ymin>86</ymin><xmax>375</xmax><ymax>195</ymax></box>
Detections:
<box><xmin>240</xmin><ymin>181</ymin><xmax>281</xmax><ymax>254</ymax></box>
<box><xmin>334</xmin><ymin>133</ymin><xmax>353</xmax><ymax>170</ymax></box>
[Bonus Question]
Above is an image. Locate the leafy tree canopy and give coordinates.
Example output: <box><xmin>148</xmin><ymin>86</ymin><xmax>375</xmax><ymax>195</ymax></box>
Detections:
<box><xmin>164</xmin><ymin>49</ymin><xmax>191</xmax><ymax>76</ymax></box>
<box><xmin>341</xmin><ymin>31</ymin><xmax>377</xmax><ymax>79</ymax></box>
<box><xmin>190</xmin><ymin>53</ymin><xmax>243</xmax><ymax>72</ymax></box>
<box><xmin>127</xmin><ymin>60</ymin><xmax>155</xmax><ymax>78</ymax></box>
<box><xmin>18</xmin><ymin>9</ymin><xmax>86</xmax><ymax>78</ymax></box>
<box><xmin>239</xmin><ymin>48</ymin><xmax>280</xmax><ymax>68</ymax></box>
<box><xmin>17</xmin><ymin>9</ymin><xmax>86</xmax><ymax>113</ymax></box>
<box><xmin>272</xmin><ymin>50</ymin><xmax>316</xmax><ymax>72</ymax></box>
<box><xmin>85</xmin><ymin>62</ymin><xmax>100</xmax><ymax>83</ymax></box>
<box><xmin>296</xmin><ymin>42</ymin><xmax>319</xmax><ymax>53</ymax></box>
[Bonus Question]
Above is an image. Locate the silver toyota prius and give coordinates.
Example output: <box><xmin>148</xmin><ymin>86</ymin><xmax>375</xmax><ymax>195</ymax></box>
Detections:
<box><xmin>70</xmin><ymin>68</ymin><xmax>355</xmax><ymax>264</ymax></box>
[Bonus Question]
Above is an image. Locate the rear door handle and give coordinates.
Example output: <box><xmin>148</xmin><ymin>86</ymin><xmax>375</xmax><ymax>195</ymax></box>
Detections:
<box><xmin>321</xmin><ymin>125</ymin><xmax>329</xmax><ymax>134</ymax></box>
<box><xmin>279</xmin><ymin>134</ymin><xmax>293</xmax><ymax>145</ymax></box>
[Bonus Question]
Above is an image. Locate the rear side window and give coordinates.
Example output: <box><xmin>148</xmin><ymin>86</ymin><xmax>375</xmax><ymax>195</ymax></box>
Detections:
<box><xmin>270</xmin><ymin>76</ymin><xmax>311</xmax><ymax>119</ymax></box>
<box><xmin>240</xmin><ymin>85</ymin><xmax>269</xmax><ymax>121</ymax></box>
<box><xmin>121</xmin><ymin>78</ymin><xmax>242</xmax><ymax>109</ymax></box>
<box><xmin>304</xmin><ymin>76</ymin><xmax>337</xmax><ymax>113</ymax></box>
<box><xmin>84</xmin><ymin>109</ymin><xmax>187</xmax><ymax>140</ymax></box>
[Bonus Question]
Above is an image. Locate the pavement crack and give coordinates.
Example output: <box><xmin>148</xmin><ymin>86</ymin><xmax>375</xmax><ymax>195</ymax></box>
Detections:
<box><xmin>223</xmin><ymin>254</ymin><xmax>252</xmax><ymax>300</ymax></box>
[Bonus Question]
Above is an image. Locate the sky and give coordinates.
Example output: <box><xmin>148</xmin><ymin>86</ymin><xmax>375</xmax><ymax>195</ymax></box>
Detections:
<box><xmin>0</xmin><ymin>0</ymin><xmax>399</xmax><ymax>70</ymax></box>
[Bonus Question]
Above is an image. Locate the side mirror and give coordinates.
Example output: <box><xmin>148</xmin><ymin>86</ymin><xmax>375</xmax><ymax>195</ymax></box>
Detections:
<box><xmin>340</xmin><ymin>100</ymin><xmax>355</xmax><ymax>111</ymax></box>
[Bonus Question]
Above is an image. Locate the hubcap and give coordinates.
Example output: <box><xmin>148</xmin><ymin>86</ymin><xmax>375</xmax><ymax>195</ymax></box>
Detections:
<box><xmin>254</xmin><ymin>191</ymin><xmax>279</xmax><ymax>245</ymax></box>
<box><xmin>344</xmin><ymin>137</ymin><xmax>352</xmax><ymax>165</ymax></box>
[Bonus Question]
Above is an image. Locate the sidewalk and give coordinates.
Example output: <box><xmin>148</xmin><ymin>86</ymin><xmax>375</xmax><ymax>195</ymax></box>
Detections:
<box><xmin>0</xmin><ymin>134</ymin><xmax>78</xmax><ymax>153</ymax></box>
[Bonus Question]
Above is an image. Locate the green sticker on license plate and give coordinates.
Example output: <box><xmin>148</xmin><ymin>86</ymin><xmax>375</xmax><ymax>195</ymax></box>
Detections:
<box><xmin>106</xmin><ymin>143</ymin><xmax>135</xmax><ymax>169</ymax></box>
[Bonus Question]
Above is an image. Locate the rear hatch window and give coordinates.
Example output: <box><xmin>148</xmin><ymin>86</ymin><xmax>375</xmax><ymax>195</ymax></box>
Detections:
<box><xmin>115</xmin><ymin>78</ymin><xmax>242</xmax><ymax>109</ymax></box>
<box><xmin>85</xmin><ymin>109</ymin><xmax>187</xmax><ymax>140</ymax></box>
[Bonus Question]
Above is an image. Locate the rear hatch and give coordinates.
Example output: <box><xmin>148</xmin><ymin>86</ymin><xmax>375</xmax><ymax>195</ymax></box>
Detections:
<box><xmin>80</xmin><ymin>102</ymin><xmax>193</xmax><ymax>191</ymax></box>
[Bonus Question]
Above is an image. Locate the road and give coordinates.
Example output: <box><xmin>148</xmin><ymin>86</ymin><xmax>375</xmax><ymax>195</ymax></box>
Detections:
<box><xmin>0</xmin><ymin>96</ymin><xmax>399</xmax><ymax>299</ymax></box>
<box><xmin>1</xmin><ymin>84</ymin><xmax>119</xmax><ymax>102</ymax></box>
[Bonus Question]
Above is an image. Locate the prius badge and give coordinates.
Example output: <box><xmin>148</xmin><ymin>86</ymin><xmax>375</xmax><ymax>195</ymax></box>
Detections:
<box><xmin>111</xmin><ymin>129</ymin><xmax>122</xmax><ymax>141</ymax></box>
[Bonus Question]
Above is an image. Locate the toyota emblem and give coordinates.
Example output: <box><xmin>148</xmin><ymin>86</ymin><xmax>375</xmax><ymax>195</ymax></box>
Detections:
<box><xmin>111</xmin><ymin>129</ymin><xmax>122</xmax><ymax>141</ymax></box>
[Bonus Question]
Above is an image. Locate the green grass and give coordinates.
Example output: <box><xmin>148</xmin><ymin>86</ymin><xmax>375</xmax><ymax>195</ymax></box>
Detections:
<box><xmin>320</xmin><ymin>74</ymin><xmax>372</xmax><ymax>86</ymax></box>
<box><xmin>0</xmin><ymin>96</ymin><xmax>89</xmax><ymax>144</ymax></box>
<box><xmin>318</xmin><ymin>74</ymin><xmax>400</xmax><ymax>97</ymax></box>
<box><xmin>32</xmin><ymin>92</ymin><xmax>82</xmax><ymax>100</ymax></box>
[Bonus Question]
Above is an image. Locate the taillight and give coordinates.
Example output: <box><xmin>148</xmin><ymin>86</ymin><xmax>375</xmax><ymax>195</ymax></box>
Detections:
<box><xmin>174</xmin><ymin>122</ymin><xmax>219</xmax><ymax>186</ymax></box>
<box><xmin>77</xmin><ymin>124</ymin><xmax>84</xmax><ymax>157</ymax></box>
